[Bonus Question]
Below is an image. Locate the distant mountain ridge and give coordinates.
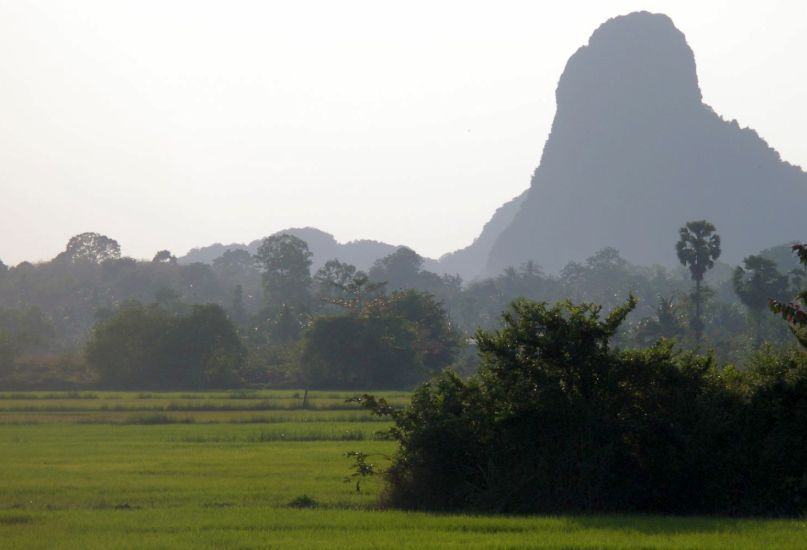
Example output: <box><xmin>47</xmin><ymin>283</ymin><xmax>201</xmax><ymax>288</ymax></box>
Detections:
<box><xmin>179</xmin><ymin>193</ymin><xmax>527</xmax><ymax>280</ymax></box>
<box><xmin>183</xmin><ymin>11</ymin><xmax>806</xmax><ymax>280</ymax></box>
<box><xmin>180</xmin><ymin>227</ymin><xmax>400</xmax><ymax>273</ymax></box>
<box><xmin>179</xmin><ymin>200</ymin><xmax>527</xmax><ymax>280</ymax></box>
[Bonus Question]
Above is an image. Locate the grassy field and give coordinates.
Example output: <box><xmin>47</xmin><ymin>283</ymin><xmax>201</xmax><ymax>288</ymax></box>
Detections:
<box><xmin>0</xmin><ymin>391</ymin><xmax>805</xmax><ymax>549</ymax></box>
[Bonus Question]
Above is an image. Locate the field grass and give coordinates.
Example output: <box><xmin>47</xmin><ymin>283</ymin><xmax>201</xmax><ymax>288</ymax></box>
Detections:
<box><xmin>0</xmin><ymin>391</ymin><xmax>805</xmax><ymax>549</ymax></box>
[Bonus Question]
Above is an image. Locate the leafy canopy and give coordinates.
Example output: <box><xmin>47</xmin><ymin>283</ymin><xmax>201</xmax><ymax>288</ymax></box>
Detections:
<box><xmin>355</xmin><ymin>295</ymin><xmax>807</xmax><ymax>515</ymax></box>
<box><xmin>769</xmin><ymin>243</ymin><xmax>807</xmax><ymax>348</ymax></box>
<box><xmin>56</xmin><ymin>232</ymin><xmax>121</xmax><ymax>264</ymax></box>
<box><xmin>254</xmin><ymin>234</ymin><xmax>313</xmax><ymax>310</ymax></box>
<box><xmin>676</xmin><ymin>220</ymin><xmax>721</xmax><ymax>282</ymax></box>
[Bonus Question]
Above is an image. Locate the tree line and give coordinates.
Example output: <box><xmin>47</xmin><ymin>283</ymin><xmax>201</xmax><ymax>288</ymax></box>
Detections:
<box><xmin>0</xmin><ymin>222</ymin><xmax>804</xmax><ymax>389</ymax></box>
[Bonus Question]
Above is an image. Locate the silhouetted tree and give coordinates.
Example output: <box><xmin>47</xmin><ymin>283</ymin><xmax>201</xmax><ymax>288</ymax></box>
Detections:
<box><xmin>315</xmin><ymin>259</ymin><xmax>357</xmax><ymax>291</ymax></box>
<box><xmin>633</xmin><ymin>296</ymin><xmax>685</xmax><ymax>346</ymax></box>
<box><xmin>770</xmin><ymin>243</ymin><xmax>807</xmax><ymax>348</ymax></box>
<box><xmin>86</xmin><ymin>302</ymin><xmax>245</xmax><ymax>389</ymax></box>
<box><xmin>152</xmin><ymin>250</ymin><xmax>177</xmax><ymax>264</ymax></box>
<box><xmin>302</xmin><ymin>314</ymin><xmax>419</xmax><ymax>389</ymax></box>
<box><xmin>255</xmin><ymin>234</ymin><xmax>312</xmax><ymax>310</ymax></box>
<box><xmin>302</xmin><ymin>289</ymin><xmax>457</xmax><ymax>389</ymax></box>
<box><xmin>676</xmin><ymin>221</ymin><xmax>721</xmax><ymax>345</ymax></box>
<box><xmin>212</xmin><ymin>249</ymin><xmax>261</xmax><ymax>315</ymax></box>
<box><xmin>733</xmin><ymin>255</ymin><xmax>788</xmax><ymax>344</ymax></box>
<box><xmin>56</xmin><ymin>232</ymin><xmax>121</xmax><ymax>264</ymax></box>
<box><xmin>169</xmin><ymin>304</ymin><xmax>246</xmax><ymax>387</ymax></box>
<box><xmin>369</xmin><ymin>247</ymin><xmax>423</xmax><ymax>290</ymax></box>
<box><xmin>212</xmin><ymin>249</ymin><xmax>255</xmax><ymax>276</ymax></box>
<box><xmin>315</xmin><ymin>260</ymin><xmax>385</xmax><ymax>314</ymax></box>
<box><xmin>371</xmin><ymin>289</ymin><xmax>460</xmax><ymax>373</ymax></box>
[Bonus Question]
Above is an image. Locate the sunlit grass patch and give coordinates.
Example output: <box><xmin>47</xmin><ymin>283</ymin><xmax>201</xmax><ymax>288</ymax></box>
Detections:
<box><xmin>1</xmin><ymin>390</ymin><xmax>802</xmax><ymax>549</ymax></box>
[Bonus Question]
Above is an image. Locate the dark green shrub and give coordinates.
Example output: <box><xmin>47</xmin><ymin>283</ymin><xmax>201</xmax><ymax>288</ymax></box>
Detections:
<box><xmin>86</xmin><ymin>302</ymin><xmax>246</xmax><ymax>389</ymax></box>
<box><xmin>357</xmin><ymin>297</ymin><xmax>807</xmax><ymax>516</ymax></box>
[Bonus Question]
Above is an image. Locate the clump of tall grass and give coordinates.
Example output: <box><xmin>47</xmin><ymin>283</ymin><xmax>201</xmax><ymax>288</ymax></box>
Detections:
<box><xmin>287</xmin><ymin>495</ymin><xmax>319</xmax><ymax>508</ymax></box>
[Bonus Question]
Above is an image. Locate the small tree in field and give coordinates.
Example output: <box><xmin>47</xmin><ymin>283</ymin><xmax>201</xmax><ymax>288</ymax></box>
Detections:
<box><xmin>676</xmin><ymin>220</ymin><xmax>721</xmax><ymax>345</ymax></box>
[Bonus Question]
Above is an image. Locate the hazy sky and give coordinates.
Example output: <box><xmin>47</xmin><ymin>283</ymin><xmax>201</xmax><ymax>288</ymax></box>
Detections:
<box><xmin>1</xmin><ymin>0</ymin><xmax>805</xmax><ymax>264</ymax></box>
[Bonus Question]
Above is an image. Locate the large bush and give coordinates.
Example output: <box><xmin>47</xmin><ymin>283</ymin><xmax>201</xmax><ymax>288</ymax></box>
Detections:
<box><xmin>86</xmin><ymin>302</ymin><xmax>245</xmax><ymax>389</ymax></box>
<box><xmin>301</xmin><ymin>290</ymin><xmax>459</xmax><ymax>389</ymax></box>
<box><xmin>358</xmin><ymin>297</ymin><xmax>807</xmax><ymax>515</ymax></box>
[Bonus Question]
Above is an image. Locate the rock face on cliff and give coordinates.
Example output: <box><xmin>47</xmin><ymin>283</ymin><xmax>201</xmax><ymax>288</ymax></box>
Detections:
<box><xmin>433</xmin><ymin>190</ymin><xmax>527</xmax><ymax>279</ymax></box>
<box><xmin>484</xmin><ymin>11</ymin><xmax>807</xmax><ymax>275</ymax></box>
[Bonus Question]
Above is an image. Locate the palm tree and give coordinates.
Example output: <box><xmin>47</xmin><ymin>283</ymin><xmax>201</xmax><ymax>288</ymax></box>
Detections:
<box><xmin>733</xmin><ymin>255</ymin><xmax>788</xmax><ymax>345</ymax></box>
<box><xmin>676</xmin><ymin>220</ymin><xmax>721</xmax><ymax>345</ymax></box>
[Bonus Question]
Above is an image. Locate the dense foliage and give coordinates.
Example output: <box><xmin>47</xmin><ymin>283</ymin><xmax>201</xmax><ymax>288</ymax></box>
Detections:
<box><xmin>302</xmin><ymin>290</ymin><xmax>459</xmax><ymax>389</ymax></box>
<box><xmin>357</xmin><ymin>297</ymin><xmax>807</xmax><ymax>516</ymax></box>
<box><xmin>86</xmin><ymin>302</ymin><xmax>245</xmax><ymax>389</ymax></box>
<box><xmin>770</xmin><ymin>243</ymin><xmax>807</xmax><ymax>348</ymax></box>
<box><xmin>0</xmin><ymin>231</ymin><xmax>804</xmax><ymax>389</ymax></box>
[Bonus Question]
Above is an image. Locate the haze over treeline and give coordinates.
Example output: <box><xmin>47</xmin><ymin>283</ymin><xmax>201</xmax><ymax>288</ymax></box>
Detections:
<box><xmin>1</xmin><ymin>10</ymin><xmax>806</xmax><ymax>392</ymax></box>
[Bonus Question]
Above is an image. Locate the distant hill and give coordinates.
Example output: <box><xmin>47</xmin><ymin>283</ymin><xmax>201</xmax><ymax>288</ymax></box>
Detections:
<box><xmin>179</xmin><ymin>195</ymin><xmax>529</xmax><ymax>280</ymax></box>
<box><xmin>180</xmin><ymin>227</ymin><xmax>400</xmax><ymax>272</ymax></box>
<box><xmin>179</xmin><ymin>213</ymin><xmax>526</xmax><ymax>281</ymax></box>
<box><xmin>484</xmin><ymin>11</ymin><xmax>807</xmax><ymax>275</ymax></box>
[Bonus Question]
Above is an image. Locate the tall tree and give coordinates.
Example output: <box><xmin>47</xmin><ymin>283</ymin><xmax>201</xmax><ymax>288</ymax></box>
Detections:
<box><xmin>733</xmin><ymin>255</ymin><xmax>788</xmax><ymax>344</ymax></box>
<box><xmin>254</xmin><ymin>234</ymin><xmax>313</xmax><ymax>310</ymax></box>
<box><xmin>56</xmin><ymin>232</ymin><xmax>121</xmax><ymax>264</ymax></box>
<box><xmin>770</xmin><ymin>243</ymin><xmax>807</xmax><ymax>348</ymax></box>
<box><xmin>212</xmin><ymin>249</ymin><xmax>255</xmax><ymax>278</ymax></box>
<box><xmin>378</xmin><ymin>289</ymin><xmax>460</xmax><ymax>373</ymax></box>
<box><xmin>315</xmin><ymin>260</ymin><xmax>385</xmax><ymax>314</ymax></box>
<box><xmin>369</xmin><ymin>246</ymin><xmax>424</xmax><ymax>290</ymax></box>
<box><xmin>676</xmin><ymin>220</ymin><xmax>721</xmax><ymax>345</ymax></box>
<box><xmin>301</xmin><ymin>289</ymin><xmax>457</xmax><ymax>389</ymax></box>
<box><xmin>152</xmin><ymin>250</ymin><xmax>177</xmax><ymax>264</ymax></box>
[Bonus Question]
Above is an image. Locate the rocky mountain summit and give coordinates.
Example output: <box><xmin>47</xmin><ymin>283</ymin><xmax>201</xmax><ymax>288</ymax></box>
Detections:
<box><xmin>485</xmin><ymin>11</ymin><xmax>806</xmax><ymax>275</ymax></box>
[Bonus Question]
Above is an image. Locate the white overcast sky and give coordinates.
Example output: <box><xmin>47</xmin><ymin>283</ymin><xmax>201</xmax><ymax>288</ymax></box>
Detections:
<box><xmin>1</xmin><ymin>0</ymin><xmax>805</xmax><ymax>264</ymax></box>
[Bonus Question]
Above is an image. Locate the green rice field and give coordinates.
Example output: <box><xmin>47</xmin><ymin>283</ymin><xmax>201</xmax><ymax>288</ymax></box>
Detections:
<box><xmin>0</xmin><ymin>390</ymin><xmax>805</xmax><ymax>549</ymax></box>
